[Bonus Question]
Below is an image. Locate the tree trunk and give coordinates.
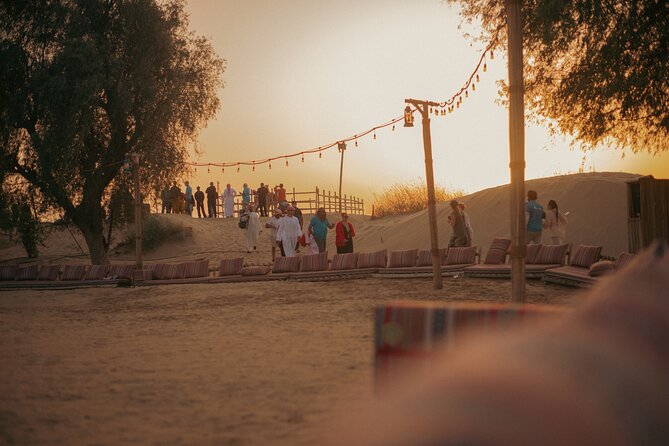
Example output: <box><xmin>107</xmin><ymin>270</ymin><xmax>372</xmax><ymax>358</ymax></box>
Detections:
<box><xmin>71</xmin><ymin>202</ymin><xmax>110</xmax><ymax>265</ymax></box>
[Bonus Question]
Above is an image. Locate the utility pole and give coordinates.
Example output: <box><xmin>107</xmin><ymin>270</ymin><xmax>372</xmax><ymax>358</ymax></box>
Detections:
<box><xmin>405</xmin><ymin>99</ymin><xmax>443</xmax><ymax>290</ymax></box>
<box><xmin>130</xmin><ymin>153</ymin><xmax>143</xmax><ymax>270</ymax></box>
<box><xmin>507</xmin><ymin>0</ymin><xmax>526</xmax><ymax>303</ymax></box>
<box><xmin>338</xmin><ymin>142</ymin><xmax>346</xmax><ymax>213</ymax></box>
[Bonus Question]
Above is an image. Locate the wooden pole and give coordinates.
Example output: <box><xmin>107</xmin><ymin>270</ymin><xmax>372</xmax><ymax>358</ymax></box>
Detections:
<box><xmin>338</xmin><ymin>142</ymin><xmax>346</xmax><ymax>212</ymax></box>
<box><xmin>131</xmin><ymin>153</ymin><xmax>142</xmax><ymax>270</ymax></box>
<box><xmin>407</xmin><ymin>99</ymin><xmax>442</xmax><ymax>290</ymax></box>
<box><xmin>507</xmin><ymin>0</ymin><xmax>526</xmax><ymax>303</ymax></box>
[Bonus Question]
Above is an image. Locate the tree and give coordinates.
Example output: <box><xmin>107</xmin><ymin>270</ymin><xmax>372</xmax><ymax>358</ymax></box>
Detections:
<box><xmin>448</xmin><ymin>1</ymin><xmax>668</xmax><ymax>154</ymax></box>
<box><xmin>0</xmin><ymin>0</ymin><xmax>224</xmax><ymax>264</ymax></box>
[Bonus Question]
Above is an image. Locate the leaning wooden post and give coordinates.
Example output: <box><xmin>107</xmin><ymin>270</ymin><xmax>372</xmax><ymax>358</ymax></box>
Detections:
<box><xmin>131</xmin><ymin>153</ymin><xmax>142</xmax><ymax>270</ymax></box>
<box><xmin>406</xmin><ymin>99</ymin><xmax>442</xmax><ymax>290</ymax></box>
<box><xmin>507</xmin><ymin>0</ymin><xmax>526</xmax><ymax>303</ymax></box>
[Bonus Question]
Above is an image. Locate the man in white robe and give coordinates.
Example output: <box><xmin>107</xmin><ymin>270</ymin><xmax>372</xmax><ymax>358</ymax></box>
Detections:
<box><xmin>244</xmin><ymin>205</ymin><xmax>261</xmax><ymax>253</ymax></box>
<box><xmin>222</xmin><ymin>184</ymin><xmax>237</xmax><ymax>218</ymax></box>
<box><xmin>276</xmin><ymin>206</ymin><xmax>302</xmax><ymax>257</ymax></box>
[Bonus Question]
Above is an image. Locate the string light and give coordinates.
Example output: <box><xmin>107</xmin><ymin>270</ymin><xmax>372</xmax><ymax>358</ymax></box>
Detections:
<box><xmin>319</xmin><ymin>152</ymin><xmax>322</xmax><ymax>158</ymax></box>
<box><xmin>490</xmin><ymin>49</ymin><xmax>494</xmax><ymax>60</ymax></box>
<box><xmin>285</xmin><ymin>157</ymin><xmax>288</xmax><ymax>167</ymax></box>
<box><xmin>484</xmin><ymin>61</ymin><xmax>487</xmax><ymax>72</ymax></box>
<box><xmin>392</xmin><ymin>124</ymin><xmax>395</xmax><ymax>131</ymax></box>
<box><xmin>472</xmin><ymin>83</ymin><xmax>476</xmax><ymax>91</ymax></box>
<box><xmin>252</xmin><ymin>163</ymin><xmax>255</xmax><ymax>171</ymax></box>
<box><xmin>301</xmin><ymin>154</ymin><xmax>304</xmax><ymax>163</ymax></box>
<box><xmin>476</xmin><ymin>74</ymin><xmax>480</xmax><ymax>83</ymax></box>
<box><xmin>465</xmin><ymin>90</ymin><xmax>468</xmax><ymax>97</ymax></box>
<box><xmin>237</xmin><ymin>166</ymin><xmax>240</xmax><ymax>173</ymax></box>
<box><xmin>222</xmin><ymin>167</ymin><xmax>224</xmax><ymax>173</ymax></box>
<box><xmin>269</xmin><ymin>162</ymin><xmax>272</xmax><ymax>169</ymax></box>
<box><xmin>373</xmin><ymin>129</ymin><xmax>377</xmax><ymax>140</ymax></box>
<box><xmin>355</xmin><ymin>138</ymin><xmax>358</xmax><ymax>147</ymax></box>
<box><xmin>207</xmin><ymin>167</ymin><xmax>210</xmax><ymax>173</ymax></box>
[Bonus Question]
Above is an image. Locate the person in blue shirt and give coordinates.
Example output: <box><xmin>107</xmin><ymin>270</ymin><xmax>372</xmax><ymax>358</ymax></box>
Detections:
<box><xmin>525</xmin><ymin>190</ymin><xmax>544</xmax><ymax>244</ymax></box>
<box><xmin>184</xmin><ymin>181</ymin><xmax>193</xmax><ymax>216</ymax></box>
<box><xmin>241</xmin><ymin>183</ymin><xmax>252</xmax><ymax>209</ymax></box>
<box><xmin>308</xmin><ymin>207</ymin><xmax>334</xmax><ymax>253</ymax></box>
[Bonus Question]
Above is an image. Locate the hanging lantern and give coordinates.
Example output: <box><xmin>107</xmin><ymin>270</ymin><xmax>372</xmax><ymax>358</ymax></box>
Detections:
<box><xmin>237</xmin><ymin>166</ymin><xmax>240</xmax><ymax>173</ymax></box>
<box><xmin>285</xmin><ymin>157</ymin><xmax>288</xmax><ymax>167</ymax></box>
<box><xmin>207</xmin><ymin>167</ymin><xmax>210</xmax><ymax>173</ymax></box>
<box><xmin>319</xmin><ymin>152</ymin><xmax>322</xmax><ymax>158</ymax></box>
<box><xmin>222</xmin><ymin>167</ymin><xmax>225</xmax><ymax>173</ymax></box>
<box><xmin>472</xmin><ymin>83</ymin><xmax>476</xmax><ymax>91</ymax></box>
<box><xmin>269</xmin><ymin>162</ymin><xmax>272</xmax><ymax>170</ymax></box>
<box><xmin>392</xmin><ymin>124</ymin><xmax>395</xmax><ymax>131</ymax></box>
<box><xmin>484</xmin><ymin>62</ymin><xmax>487</xmax><ymax>72</ymax></box>
<box><xmin>490</xmin><ymin>49</ymin><xmax>494</xmax><ymax>60</ymax></box>
<box><xmin>373</xmin><ymin>129</ymin><xmax>376</xmax><ymax>140</ymax></box>
<box><xmin>403</xmin><ymin>106</ymin><xmax>414</xmax><ymax>127</ymax></box>
<box><xmin>355</xmin><ymin>138</ymin><xmax>358</xmax><ymax>147</ymax></box>
<box><xmin>301</xmin><ymin>154</ymin><xmax>304</xmax><ymax>163</ymax></box>
<box><xmin>252</xmin><ymin>164</ymin><xmax>255</xmax><ymax>171</ymax></box>
<box><xmin>465</xmin><ymin>90</ymin><xmax>469</xmax><ymax>97</ymax></box>
<box><xmin>476</xmin><ymin>73</ymin><xmax>480</xmax><ymax>83</ymax></box>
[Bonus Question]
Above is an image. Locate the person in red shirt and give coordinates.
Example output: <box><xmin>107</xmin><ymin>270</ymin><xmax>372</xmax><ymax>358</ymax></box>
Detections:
<box><xmin>335</xmin><ymin>213</ymin><xmax>355</xmax><ymax>253</ymax></box>
<box><xmin>275</xmin><ymin>183</ymin><xmax>287</xmax><ymax>203</ymax></box>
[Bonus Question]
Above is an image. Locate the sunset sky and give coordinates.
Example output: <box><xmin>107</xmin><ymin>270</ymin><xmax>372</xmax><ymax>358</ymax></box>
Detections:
<box><xmin>184</xmin><ymin>0</ymin><xmax>668</xmax><ymax>204</ymax></box>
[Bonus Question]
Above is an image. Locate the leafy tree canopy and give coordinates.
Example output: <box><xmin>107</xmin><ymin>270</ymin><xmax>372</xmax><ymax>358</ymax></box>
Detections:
<box><xmin>0</xmin><ymin>0</ymin><xmax>225</xmax><ymax>263</ymax></box>
<box><xmin>449</xmin><ymin>0</ymin><xmax>668</xmax><ymax>154</ymax></box>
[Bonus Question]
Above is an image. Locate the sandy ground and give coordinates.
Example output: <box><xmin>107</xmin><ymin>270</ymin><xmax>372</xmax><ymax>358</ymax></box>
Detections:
<box><xmin>0</xmin><ymin>277</ymin><xmax>582</xmax><ymax>446</ymax></box>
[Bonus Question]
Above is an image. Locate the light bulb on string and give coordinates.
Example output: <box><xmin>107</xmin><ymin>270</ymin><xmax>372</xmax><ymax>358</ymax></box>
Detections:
<box><xmin>252</xmin><ymin>164</ymin><xmax>255</xmax><ymax>172</ymax></box>
<box><xmin>465</xmin><ymin>90</ymin><xmax>469</xmax><ymax>97</ymax></box>
<box><xmin>269</xmin><ymin>162</ymin><xmax>272</xmax><ymax>170</ymax></box>
<box><xmin>194</xmin><ymin>167</ymin><xmax>197</xmax><ymax>172</ymax></box>
<box><xmin>285</xmin><ymin>157</ymin><xmax>288</xmax><ymax>167</ymax></box>
<box><xmin>373</xmin><ymin>130</ymin><xmax>376</xmax><ymax>140</ymax></box>
<box><xmin>301</xmin><ymin>154</ymin><xmax>304</xmax><ymax>163</ymax></box>
<box><xmin>484</xmin><ymin>61</ymin><xmax>487</xmax><ymax>72</ymax></box>
<box><xmin>237</xmin><ymin>166</ymin><xmax>240</xmax><ymax>173</ymax></box>
<box><xmin>207</xmin><ymin>167</ymin><xmax>210</xmax><ymax>173</ymax></box>
<box><xmin>319</xmin><ymin>152</ymin><xmax>322</xmax><ymax>159</ymax></box>
<box><xmin>472</xmin><ymin>83</ymin><xmax>476</xmax><ymax>91</ymax></box>
<box><xmin>476</xmin><ymin>73</ymin><xmax>480</xmax><ymax>83</ymax></box>
<box><xmin>490</xmin><ymin>49</ymin><xmax>494</xmax><ymax>60</ymax></box>
<box><xmin>355</xmin><ymin>139</ymin><xmax>358</xmax><ymax>147</ymax></box>
<box><xmin>392</xmin><ymin>124</ymin><xmax>395</xmax><ymax>131</ymax></box>
<box><xmin>222</xmin><ymin>167</ymin><xmax>224</xmax><ymax>173</ymax></box>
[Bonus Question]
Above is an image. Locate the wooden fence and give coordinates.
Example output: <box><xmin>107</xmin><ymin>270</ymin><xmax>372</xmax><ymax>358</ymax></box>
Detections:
<box><xmin>218</xmin><ymin>186</ymin><xmax>364</xmax><ymax>217</ymax></box>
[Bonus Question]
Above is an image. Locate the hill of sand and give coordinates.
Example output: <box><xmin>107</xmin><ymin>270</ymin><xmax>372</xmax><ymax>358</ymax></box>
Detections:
<box><xmin>0</xmin><ymin>172</ymin><xmax>641</xmax><ymax>265</ymax></box>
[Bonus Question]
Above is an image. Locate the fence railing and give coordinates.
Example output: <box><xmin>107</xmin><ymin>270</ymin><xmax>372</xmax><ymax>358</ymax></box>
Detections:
<box><xmin>217</xmin><ymin>186</ymin><xmax>364</xmax><ymax>217</ymax></box>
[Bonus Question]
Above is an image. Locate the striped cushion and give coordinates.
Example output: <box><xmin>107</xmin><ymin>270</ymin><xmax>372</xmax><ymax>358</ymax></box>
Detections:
<box><xmin>299</xmin><ymin>252</ymin><xmax>329</xmax><ymax>272</ymax></box>
<box><xmin>330</xmin><ymin>253</ymin><xmax>359</xmax><ymax>270</ymax></box>
<box><xmin>388</xmin><ymin>249</ymin><xmax>418</xmax><ymax>268</ymax></box>
<box><xmin>570</xmin><ymin>245</ymin><xmax>602</xmax><ymax>268</ymax></box>
<box><xmin>16</xmin><ymin>265</ymin><xmax>40</xmax><ymax>281</ymax></box>
<box><xmin>525</xmin><ymin>244</ymin><xmax>542</xmax><ymax>264</ymax></box>
<box><xmin>61</xmin><ymin>265</ymin><xmax>87</xmax><ymax>281</ymax></box>
<box><xmin>0</xmin><ymin>265</ymin><xmax>18</xmax><ymax>281</ymax></box>
<box><xmin>84</xmin><ymin>265</ymin><xmax>109</xmax><ymax>280</ymax></box>
<box><xmin>110</xmin><ymin>264</ymin><xmax>136</xmax><ymax>280</ymax></box>
<box><xmin>444</xmin><ymin>246</ymin><xmax>477</xmax><ymax>265</ymax></box>
<box><xmin>38</xmin><ymin>265</ymin><xmax>60</xmax><ymax>281</ymax></box>
<box><xmin>531</xmin><ymin>244</ymin><xmax>568</xmax><ymax>265</ymax></box>
<box><xmin>483</xmin><ymin>238</ymin><xmax>511</xmax><ymax>264</ymax></box>
<box><xmin>153</xmin><ymin>263</ymin><xmax>185</xmax><ymax>280</ymax></box>
<box><xmin>273</xmin><ymin>256</ymin><xmax>301</xmax><ymax>273</ymax></box>
<box><xmin>183</xmin><ymin>260</ymin><xmax>209</xmax><ymax>278</ymax></box>
<box><xmin>416</xmin><ymin>249</ymin><xmax>447</xmax><ymax>267</ymax></box>
<box><xmin>357</xmin><ymin>250</ymin><xmax>388</xmax><ymax>269</ymax></box>
<box><xmin>240</xmin><ymin>266</ymin><xmax>271</xmax><ymax>276</ymax></box>
<box><xmin>588</xmin><ymin>260</ymin><xmax>615</xmax><ymax>277</ymax></box>
<box><xmin>219</xmin><ymin>258</ymin><xmax>244</xmax><ymax>276</ymax></box>
<box><xmin>614</xmin><ymin>253</ymin><xmax>635</xmax><ymax>270</ymax></box>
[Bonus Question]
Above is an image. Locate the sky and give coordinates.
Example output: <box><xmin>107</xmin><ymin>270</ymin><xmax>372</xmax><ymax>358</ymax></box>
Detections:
<box><xmin>183</xmin><ymin>0</ymin><xmax>669</xmax><ymax>205</ymax></box>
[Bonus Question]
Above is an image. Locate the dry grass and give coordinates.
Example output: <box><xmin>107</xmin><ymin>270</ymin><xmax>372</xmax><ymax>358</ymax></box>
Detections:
<box><xmin>373</xmin><ymin>180</ymin><xmax>464</xmax><ymax>217</ymax></box>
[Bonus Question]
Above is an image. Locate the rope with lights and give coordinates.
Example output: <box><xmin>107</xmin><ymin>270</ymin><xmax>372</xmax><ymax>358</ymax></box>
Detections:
<box><xmin>187</xmin><ymin>30</ymin><xmax>501</xmax><ymax>174</ymax></box>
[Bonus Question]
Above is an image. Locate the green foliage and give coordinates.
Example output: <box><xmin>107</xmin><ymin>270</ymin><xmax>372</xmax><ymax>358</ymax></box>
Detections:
<box><xmin>125</xmin><ymin>215</ymin><xmax>188</xmax><ymax>252</ymax></box>
<box><xmin>448</xmin><ymin>0</ymin><xmax>668</xmax><ymax>154</ymax></box>
<box><xmin>373</xmin><ymin>180</ymin><xmax>464</xmax><ymax>217</ymax></box>
<box><xmin>0</xmin><ymin>0</ymin><xmax>225</xmax><ymax>263</ymax></box>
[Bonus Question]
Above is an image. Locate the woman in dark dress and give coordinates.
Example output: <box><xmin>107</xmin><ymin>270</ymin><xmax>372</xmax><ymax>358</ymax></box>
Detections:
<box><xmin>335</xmin><ymin>213</ymin><xmax>355</xmax><ymax>254</ymax></box>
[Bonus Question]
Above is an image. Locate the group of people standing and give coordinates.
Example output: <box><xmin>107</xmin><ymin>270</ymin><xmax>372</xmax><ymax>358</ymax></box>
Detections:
<box><xmin>525</xmin><ymin>190</ymin><xmax>568</xmax><ymax>245</ymax></box>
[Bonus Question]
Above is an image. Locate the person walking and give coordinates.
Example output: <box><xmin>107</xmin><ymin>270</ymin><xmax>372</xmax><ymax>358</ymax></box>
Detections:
<box><xmin>185</xmin><ymin>181</ymin><xmax>193</xmax><ymax>216</ymax></box>
<box><xmin>544</xmin><ymin>199</ymin><xmax>567</xmax><ymax>244</ymax></box>
<box><xmin>335</xmin><ymin>212</ymin><xmax>355</xmax><ymax>253</ymax></box>
<box><xmin>265</xmin><ymin>208</ymin><xmax>282</xmax><ymax>260</ymax></box>
<box><xmin>308</xmin><ymin>207</ymin><xmax>334</xmax><ymax>253</ymax></box>
<box><xmin>447</xmin><ymin>200</ymin><xmax>468</xmax><ymax>247</ymax></box>
<box><xmin>161</xmin><ymin>185</ymin><xmax>170</xmax><ymax>213</ymax></box>
<box><xmin>169</xmin><ymin>181</ymin><xmax>181</xmax><ymax>214</ymax></box>
<box><xmin>194</xmin><ymin>186</ymin><xmax>206</xmax><ymax>218</ymax></box>
<box><xmin>205</xmin><ymin>182</ymin><xmax>218</xmax><ymax>218</ymax></box>
<box><xmin>222</xmin><ymin>183</ymin><xmax>237</xmax><ymax>218</ymax></box>
<box><xmin>459</xmin><ymin>202</ymin><xmax>473</xmax><ymax>247</ymax></box>
<box><xmin>242</xmin><ymin>204</ymin><xmax>261</xmax><ymax>253</ymax></box>
<box><xmin>257</xmin><ymin>183</ymin><xmax>269</xmax><ymax>217</ymax></box>
<box><xmin>525</xmin><ymin>190</ymin><xmax>544</xmax><ymax>244</ymax></box>
<box><xmin>276</xmin><ymin>206</ymin><xmax>301</xmax><ymax>257</ymax></box>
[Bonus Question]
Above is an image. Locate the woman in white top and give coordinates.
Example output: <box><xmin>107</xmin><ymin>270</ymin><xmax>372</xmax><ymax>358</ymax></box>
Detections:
<box><xmin>544</xmin><ymin>199</ymin><xmax>568</xmax><ymax>244</ymax></box>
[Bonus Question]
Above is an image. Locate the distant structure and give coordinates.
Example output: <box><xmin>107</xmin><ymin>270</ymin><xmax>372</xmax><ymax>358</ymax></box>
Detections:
<box><xmin>626</xmin><ymin>176</ymin><xmax>669</xmax><ymax>253</ymax></box>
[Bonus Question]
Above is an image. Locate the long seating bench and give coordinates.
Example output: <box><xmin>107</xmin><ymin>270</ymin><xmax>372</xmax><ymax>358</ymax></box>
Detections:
<box><xmin>0</xmin><ymin>263</ymin><xmax>133</xmax><ymax>290</ymax></box>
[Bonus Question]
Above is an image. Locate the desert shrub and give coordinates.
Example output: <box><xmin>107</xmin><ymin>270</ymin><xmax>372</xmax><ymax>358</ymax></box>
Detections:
<box><xmin>373</xmin><ymin>180</ymin><xmax>464</xmax><ymax>217</ymax></box>
<box><xmin>125</xmin><ymin>215</ymin><xmax>189</xmax><ymax>252</ymax></box>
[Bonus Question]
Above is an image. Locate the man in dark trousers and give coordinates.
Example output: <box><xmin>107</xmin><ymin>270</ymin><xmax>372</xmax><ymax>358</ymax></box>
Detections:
<box><xmin>257</xmin><ymin>182</ymin><xmax>269</xmax><ymax>217</ymax></box>
<box><xmin>205</xmin><ymin>182</ymin><xmax>218</xmax><ymax>218</ymax></box>
<box><xmin>194</xmin><ymin>186</ymin><xmax>206</xmax><ymax>218</ymax></box>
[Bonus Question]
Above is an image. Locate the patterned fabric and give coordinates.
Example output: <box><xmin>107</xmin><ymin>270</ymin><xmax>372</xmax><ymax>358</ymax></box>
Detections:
<box><xmin>273</xmin><ymin>256</ymin><xmax>301</xmax><ymax>273</ymax></box>
<box><xmin>588</xmin><ymin>260</ymin><xmax>615</xmax><ymax>277</ymax></box>
<box><xmin>0</xmin><ymin>265</ymin><xmax>18</xmax><ymax>281</ymax></box>
<box><xmin>531</xmin><ymin>244</ymin><xmax>568</xmax><ymax>265</ymax></box>
<box><xmin>525</xmin><ymin>244</ymin><xmax>542</xmax><ymax>264</ymax></box>
<box><xmin>299</xmin><ymin>252</ymin><xmax>329</xmax><ymax>272</ymax></box>
<box><xmin>570</xmin><ymin>245</ymin><xmax>602</xmax><ymax>268</ymax></box>
<box><xmin>483</xmin><ymin>238</ymin><xmax>511</xmax><ymax>264</ymax></box>
<box><xmin>16</xmin><ymin>265</ymin><xmax>39</xmax><ymax>281</ymax></box>
<box><xmin>183</xmin><ymin>260</ymin><xmax>210</xmax><ymax>278</ymax></box>
<box><xmin>240</xmin><ymin>266</ymin><xmax>271</xmax><ymax>276</ymax></box>
<box><xmin>614</xmin><ymin>253</ymin><xmax>635</xmax><ymax>270</ymax></box>
<box><xmin>330</xmin><ymin>253</ymin><xmax>359</xmax><ymax>270</ymax></box>
<box><xmin>444</xmin><ymin>246</ymin><xmax>477</xmax><ymax>265</ymax></box>
<box><xmin>416</xmin><ymin>249</ymin><xmax>447</xmax><ymax>267</ymax></box>
<box><xmin>110</xmin><ymin>264</ymin><xmax>136</xmax><ymax>280</ymax></box>
<box><xmin>38</xmin><ymin>265</ymin><xmax>60</xmax><ymax>281</ymax></box>
<box><xmin>61</xmin><ymin>265</ymin><xmax>87</xmax><ymax>281</ymax></box>
<box><xmin>155</xmin><ymin>263</ymin><xmax>186</xmax><ymax>280</ymax></box>
<box><xmin>388</xmin><ymin>249</ymin><xmax>419</xmax><ymax>268</ymax></box>
<box><xmin>84</xmin><ymin>265</ymin><xmax>109</xmax><ymax>280</ymax></box>
<box><xmin>219</xmin><ymin>258</ymin><xmax>244</xmax><ymax>276</ymax></box>
<box><xmin>357</xmin><ymin>250</ymin><xmax>388</xmax><ymax>269</ymax></box>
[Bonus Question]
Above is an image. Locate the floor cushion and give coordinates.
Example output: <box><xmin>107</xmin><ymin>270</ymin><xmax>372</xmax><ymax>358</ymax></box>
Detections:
<box><xmin>38</xmin><ymin>265</ymin><xmax>60</xmax><ymax>281</ymax></box>
<box><xmin>61</xmin><ymin>265</ymin><xmax>87</xmax><ymax>281</ymax></box>
<box><xmin>531</xmin><ymin>244</ymin><xmax>568</xmax><ymax>265</ymax></box>
<box><xmin>357</xmin><ymin>250</ymin><xmax>387</xmax><ymax>269</ymax></box>
<box><xmin>16</xmin><ymin>265</ymin><xmax>40</xmax><ymax>281</ymax></box>
<box><xmin>483</xmin><ymin>238</ymin><xmax>511</xmax><ymax>264</ymax></box>
<box><xmin>273</xmin><ymin>256</ymin><xmax>301</xmax><ymax>273</ymax></box>
<box><xmin>388</xmin><ymin>249</ymin><xmax>419</xmax><ymax>268</ymax></box>
<box><xmin>330</xmin><ymin>253</ymin><xmax>359</xmax><ymax>270</ymax></box>
<box><xmin>570</xmin><ymin>245</ymin><xmax>603</xmax><ymax>268</ymax></box>
<box><xmin>299</xmin><ymin>252</ymin><xmax>329</xmax><ymax>272</ymax></box>
<box><xmin>219</xmin><ymin>258</ymin><xmax>244</xmax><ymax>276</ymax></box>
<box><xmin>444</xmin><ymin>246</ymin><xmax>477</xmax><ymax>265</ymax></box>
